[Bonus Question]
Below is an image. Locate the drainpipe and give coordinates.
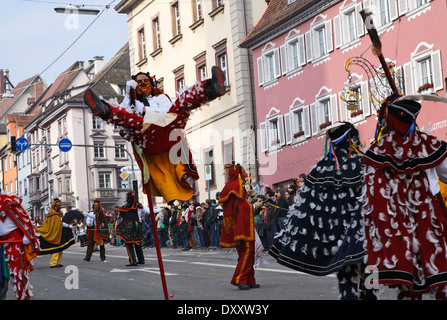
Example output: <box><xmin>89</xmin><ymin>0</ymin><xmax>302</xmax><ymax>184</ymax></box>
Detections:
<box><xmin>242</xmin><ymin>0</ymin><xmax>260</xmax><ymax>182</ymax></box>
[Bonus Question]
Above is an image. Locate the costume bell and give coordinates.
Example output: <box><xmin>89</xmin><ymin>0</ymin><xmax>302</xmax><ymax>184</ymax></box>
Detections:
<box><xmin>83</xmin><ymin>199</ymin><xmax>109</xmax><ymax>262</ymax></box>
<box><xmin>35</xmin><ymin>198</ymin><xmax>75</xmax><ymax>268</ymax></box>
<box><xmin>362</xmin><ymin>98</ymin><xmax>447</xmax><ymax>299</ymax></box>
<box><xmin>84</xmin><ymin>66</ymin><xmax>226</xmax><ymax>204</ymax></box>
<box><xmin>218</xmin><ymin>163</ymin><xmax>259</xmax><ymax>290</ymax></box>
<box><xmin>0</xmin><ymin>192</ymin><xmax>40</xmax><ymax>300</ymax></box>
<box><xmin>116</xmin><ymin>192</ymin><xmax>147</xmax><ymax>266</ymax></box>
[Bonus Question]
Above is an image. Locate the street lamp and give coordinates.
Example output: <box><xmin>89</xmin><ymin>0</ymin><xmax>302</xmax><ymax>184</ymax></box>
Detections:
<box><xmin>54</xmin><ymin>5</ymin><xmax>101</xmax><ymax>15</ymax></box>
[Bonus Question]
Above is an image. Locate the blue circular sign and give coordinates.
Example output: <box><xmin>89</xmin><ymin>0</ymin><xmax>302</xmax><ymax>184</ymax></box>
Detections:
<box><xmin>59</xmin><ymin>138</ymin><xmax>72</xmax><ymax>152</ymax></box>
<box><xmin>16</xmin><ymin>137</ymin><xmax>29</xmax><ymax>151</ymax></box>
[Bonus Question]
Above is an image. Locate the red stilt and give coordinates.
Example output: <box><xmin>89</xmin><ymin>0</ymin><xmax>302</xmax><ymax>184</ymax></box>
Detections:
<box><xmin>145</xmin><ymin>191</ymin><xmax>170</xmax><ymax>300</ymax></box>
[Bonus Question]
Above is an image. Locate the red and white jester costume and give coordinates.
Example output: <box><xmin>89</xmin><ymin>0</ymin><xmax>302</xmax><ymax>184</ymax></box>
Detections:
<box><xmin>84</xmin><ymin>66</ymin><xmax>226</xmax><ymax>204</ymax></box>
<box><xmin>362</xmin><ymin>98</ymin><xmax>447</xmax><ymax>299</ymax></box>
<box><xmin>0</xmin><ymin>192</ymin><xmax>40</xmax><ymax>300</ymax></box>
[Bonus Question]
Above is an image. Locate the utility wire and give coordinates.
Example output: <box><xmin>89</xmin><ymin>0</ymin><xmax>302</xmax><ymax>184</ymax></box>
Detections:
<box><xmin>37</xmin><ymin>1</ymin><xmax>115</xmax><ymax>77</ymax></box>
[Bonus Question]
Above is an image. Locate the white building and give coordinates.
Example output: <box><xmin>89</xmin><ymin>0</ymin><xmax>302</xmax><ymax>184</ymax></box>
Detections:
<box><xmin>25</xmin><ymin>44</ymin><xmax>138</xmax><ymax>218</ymax></box>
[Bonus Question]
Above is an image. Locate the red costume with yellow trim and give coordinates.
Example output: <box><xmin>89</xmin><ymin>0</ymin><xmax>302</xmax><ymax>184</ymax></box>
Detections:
<box><xmin>218</xmin><ymin>163</ymin><xmax>257</xmax><ymax>289</ymax></box>
<box><xmin>0</xmin><ymin>193</ymin><xmax>40</xmax><ymax>300</ymax></box>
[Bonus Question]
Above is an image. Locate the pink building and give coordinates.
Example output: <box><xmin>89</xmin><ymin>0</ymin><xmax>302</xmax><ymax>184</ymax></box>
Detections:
<box><xmin>241</xmin><ymin>0</ymin><xmax>447</xmax><ymax>189</ymax></box>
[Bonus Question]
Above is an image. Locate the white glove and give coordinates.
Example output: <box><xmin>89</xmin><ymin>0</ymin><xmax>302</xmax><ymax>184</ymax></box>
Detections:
<box><xmin>22</xmin><ymin>235</ymin><xmax>30</xmax><ymax>245</ymax></box>
<box><xmin>126</xmin><ymin>79</ymin><xmax>138</xmax><ymax>94</ymax></box>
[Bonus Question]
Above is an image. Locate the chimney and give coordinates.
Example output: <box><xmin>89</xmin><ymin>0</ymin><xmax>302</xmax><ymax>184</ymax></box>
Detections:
<box><xmin>93</xmin><ymin>56</ymin><xmax>104</xmax><ymax>75</ymax></box>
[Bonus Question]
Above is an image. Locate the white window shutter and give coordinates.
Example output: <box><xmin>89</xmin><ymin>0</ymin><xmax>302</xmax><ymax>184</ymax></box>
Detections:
<box><xmin>389</xmin><ymin>0</ymin><xmax>398</xmax><ymax>21</ymax></box>
<box><xmin>259</xmin><ymin>122</ymin><xmax>268</xmax><ymax>152</ymax></box>
<box><xmin>298</xmin><ymin>35</ymin><xmax>306</xmax><ymax>67</ymax></box>
<box><xmin>330</xmin><ymin>94</ymin><xmax>338</xmax><ymax>123</ymax></box>
<box><xmin>333</xmin><ymin>15</ymin><xmax>342</xmax><ymax>49</ymax></box>
<box><xmin>403</xmin><ymin>62</ymin><xmax>414</xmax><ymax>95</ymax></box>
<box><xmin>305</xmin><ymin>31</ymin><xmax>313</xmax><ymax>63</ymax></box>
<box><xmin>303</xmin><ymin>105</ymin><xmax>311</xmax><ymax>138</ymax></box>
<box><xmin>310</xmin><ymin>103</ymin><xmax>318</xmax><ymax>136</ymax></box>
<box><xmin>277</xmin><ymin>115</ymin><xmax>286</xmax><ymax>146</ymax></box>
<box><xmin>257</xmin><ymin>57</ymin><xmax>264</xmax><ymax>86</ymax></box>
<box><xmin>284</xmin><ymin>113</ymin><xmax>292</xmax><ymax>145</ymax></box>
<box><xmin>361</xmin><ymin>81</ymin><xmax>371</xmax><ymax>117</ymax></box>
<box><xmin>398</xmin><ymin>0</ymin><xmax>408</xmax><ymax>16</ymax></box>
<box><xmin>274</xmin><ymin>48</ymin><xmax>281</xmax><ymax>79</ymax></box>
<box><xmin>325</xmin><ymin>20</ymin><xmax>333</xmax><ymax>53</ymax></box>
<box><xmin>280</xmin><ymin>44</ymin><xmax>288</xmax><ymax>75</ymax></box>
<box><xmin>356</xmin><ymin>3</ymin><xmax>364</xmax><ymax>37</ymax></box>
<box><xmin>432</xmin><ymin>50</ymin><xmax>443</xmax><ymax>91</ymax></box>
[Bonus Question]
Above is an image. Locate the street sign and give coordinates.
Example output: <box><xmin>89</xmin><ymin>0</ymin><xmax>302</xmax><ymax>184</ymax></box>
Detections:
<box><xmin>205</xmin><ymin>165</ymin><xmax>212</xmax><ymax>181</ymax></box>
<box><xmin>16</xmin><ymin>137</ymin><xmax>29</xmax><ymax>152</ymax></box>
<box><xmin>120</xmin><ymin>172</ymin><xmax>129</xmax><ymax>180</ymax></box>
<box><xmin>59</xmin><ymin>138</ymin><xmax>72</xmax><ymax>152</ymax></box>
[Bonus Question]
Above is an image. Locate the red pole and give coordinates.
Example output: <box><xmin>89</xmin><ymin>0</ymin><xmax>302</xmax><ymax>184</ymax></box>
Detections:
<box><xmin>145</xmin><ymin>191</ymin><xmax>170</xmax><ymax>300</ymax></box>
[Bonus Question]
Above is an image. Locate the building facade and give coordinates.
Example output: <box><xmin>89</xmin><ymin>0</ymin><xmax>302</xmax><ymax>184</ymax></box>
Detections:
<box><xmin>241</xmin><ymin>0</ymin><xmax>447</xmax><ymax>189</ymax></box>
<box><xmin>115</xmin><ymin>0</ymin><xmax>268</xmax><ymax>202</ymax></box>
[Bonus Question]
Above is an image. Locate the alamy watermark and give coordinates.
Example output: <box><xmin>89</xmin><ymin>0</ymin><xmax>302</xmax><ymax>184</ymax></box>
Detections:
<box><xmin>64</xmin><ymin>265</ymin><xmax>79</xmax><ymax>290</ymax></box>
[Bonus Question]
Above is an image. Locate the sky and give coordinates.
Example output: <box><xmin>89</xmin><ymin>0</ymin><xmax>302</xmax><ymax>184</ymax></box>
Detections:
<box><xmin>0</xmin><ymin>0</ymin><xmax>129</xmax><ymax>86</ymax></box>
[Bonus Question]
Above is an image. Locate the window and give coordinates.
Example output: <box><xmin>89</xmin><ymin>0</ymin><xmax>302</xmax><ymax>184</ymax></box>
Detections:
<box><xmin>173</xmin><ymin>65</ymin><xmax>185</xmax><ymax>95</ymax></box>
<box><xmin>259</xmin><ymin>108</ymin><xmax>285</xmax><ymax>152</ymax></box>
<box><xmin>172</xmin><ymin>2</ymin><xmax>181</xmax><ymax>37</ymax></box>
<box><xmin>194</xmin><ymin>51</ymin><xmax>207</xmax><ymax>82</ymax></box>
<box><xmin>403</xmin><ymin>43</ymin><xmax>443</xmax><ymax>95</ymax></box>
<box><xmin>99</xmin><ymin>173</ymin><xmax>111</xmax><ymax>189</ymax></box>
<box><xmin>399</xmin><ymin>0</ymin><xmax>432</xmax><ymax>18</ymax></box>
<box><xmin>284</xmin><ymin>99</ymin><xmax>311</xmax><ymax>145</ymax></box>
<box><xmin>92</xmin><ymin>116</ymin><xmax>103</xmax><ymax>130</ymax></box>
<box><xmin>379</xmin><ymin>0</ymin><xmax>391</xmax><ymax>25</ymax></box>
<box><xmin>214</xmin><ymin>40</ymin><xmax>229</xmax><ymax>87</ymax></box>
<box><xmin>305</xmin><ymin>15</ymin><xmax>333</xmax><ymax>65</ymax></box>
<box><xmin>94</xmin><ymin>142</ymin><xmax>105</xmax><ymax>158</ymax></box>
<box><xmin>193</xmin><ymin>0</ymin><xmax>203</xmax><ymax>21</ymax></box>
<box><xmin>65</xmin><ymin>178</ymin><xmax>71</xmax><ymax>193</ymax></box>
<box><xmin>310</xmin><ymin>88</ymin><xmax>338</xmax><ymax>136</ymax></box>
<box><xmin>137</xmin><ymin>26</ymin><xmax>147</xmax><ymax>61</ymax></box>
<box><xmin>152</xmin><ymin>17</ymin><xmax>161</xmax><ymax>51</ymax></box>
<box><xmin>115</xmin><ymin>143</ymin><xmax>126</xmax><ymax>159</ymax></box>
<box><xmin>257</xmin><ymin>42</ymin><xmax>281</xmax><ymax>86</ymax></box>
<box><xmin>363</xmin><ymin>0</ymin><xmax>397</xmax><ymax>30</ymax></box>
<box><xmin>283</xmin><ymin>31</ymin><xmax>307</xmax><ymax>73</ymax></box>
<box><xmin>420</xmin><ymin>58</ymin><xmax>433</xmax><ymax>86</ymax></box>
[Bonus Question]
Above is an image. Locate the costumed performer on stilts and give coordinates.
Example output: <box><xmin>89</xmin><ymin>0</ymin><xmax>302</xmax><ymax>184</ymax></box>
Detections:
<box><xmin>35</xmin><ymin>198</ymin><xmax>75</xmax><ymax>268</ymax></box>
<box><xmin>116</xmin><ymin>192</ymin><xmax>152</xmax><ymax>266</ymax></box>
<box><xmin>361</xmin><ymin>97</ymin><xmax>447</xmax><ymax>300</ymax></box>
<box><xmin>218</xmin><ymin>162</ymin><xmax>260</xmax><ymax>290</ymax></box>
<box><xmin>83</xmin><ymin>66</ymin><xmax>227</xmax><ymax>204</ymax></box>
<box><xmin>269</xmin><ymin>122</ymin><xmax>377</xmax><ymax>300</ymax></box>
<box><xmin>83</xmin><ymin>199</ymin><xmax>109</xmax><ymax>262</ymax></box>
<box><xmin>0</xmin><ymin>190</ymin><xmax>40</xmax><ymax>300</ymax></box>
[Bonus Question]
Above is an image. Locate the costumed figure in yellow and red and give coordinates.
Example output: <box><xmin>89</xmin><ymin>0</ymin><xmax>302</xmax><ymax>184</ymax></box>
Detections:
<box><xmin>84</xmin><ymin>66</ymin><xmax>226</xmax><ymax>204</ymax></box>
<box><xmin>35</xmin><ymin>198</ymin><xmax>75</xmax><ymax>268</ymax></box>
<box><xmin>362</xmin><ymin>97</ymin><xmax>447</xmax><ymax>299</ymax></box>
<box><xmin>116</xmin><ymin>192</ymin><xmax>147</xmax><ymax>266</ymax></box>
<box><xmin>0</xmin><ymin>191</ymin><xmax>40</xmax><ymax>300</ymax></box>
<box><xmin>83</xmin><ymin>199</ymin><xmax>109</xmax><ymax>262</ymax></box>
<box><xmin>218</xmin><ymin>163</ymin><xmax>259</xmax><ymax>290</ymax></box>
